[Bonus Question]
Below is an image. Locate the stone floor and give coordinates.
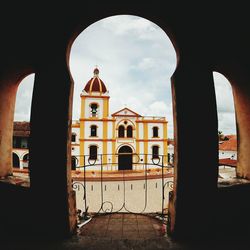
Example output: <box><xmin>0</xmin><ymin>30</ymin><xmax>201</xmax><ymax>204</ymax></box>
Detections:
<box><xmin>79</xmin><ymin>213</ymin><xmax>165</xmax><ymax>240</ymax></box>
<box><xmin>2</xmin><ymin>213</ymin><xmax>250</xmax><ymax>250</ymax></box>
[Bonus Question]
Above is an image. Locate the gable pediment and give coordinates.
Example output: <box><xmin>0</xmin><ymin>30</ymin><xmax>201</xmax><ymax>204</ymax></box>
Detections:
<box><xmin>111</xmin><ymin>108</ymin><xmax>141</xmax><ymax>117</ymax></box>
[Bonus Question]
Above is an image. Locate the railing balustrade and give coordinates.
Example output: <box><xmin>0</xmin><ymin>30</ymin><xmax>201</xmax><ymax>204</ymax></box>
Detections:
<box><xmin>72</xmin><ymin>153</ymin><xmax>174</xmax><ymax>226</ymax></box>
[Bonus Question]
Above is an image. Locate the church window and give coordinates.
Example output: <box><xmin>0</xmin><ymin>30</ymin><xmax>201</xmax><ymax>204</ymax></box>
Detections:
<box><xmin>127</xmin><ymin>125</ymin><xmax>133</xmax><ymax>137</ymax></box>
<box><xmin>152</xmin><ymin>145</ymin><xmax>159</xmax><ymax>159</ymax></box>
<box><xmin>90</xmin><ymin>103</ymin><xmax>98</xmax><ymax>117</ymax></box>
<box><xmin>118</xmin><ymin>125</ymin><xmax>125</xmax><ymax>137</ymax></box>
<box><xmin>90</xmin><ymin>125</ymin><xmax>97</xmax><ymax>136</ymax></box>
<box><xmin>89</xmin><ymin>145</ymin><xmax>97</xmax><ymax>160</ymax></box>
<box><xmin>152</xmin><ymin>126</ymin><xmax>159</xmax><ymax>137</ymax></box>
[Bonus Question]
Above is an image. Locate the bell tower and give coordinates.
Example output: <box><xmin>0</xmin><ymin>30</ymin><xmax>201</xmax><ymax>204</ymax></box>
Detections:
<box><xmin>79</xmin><ymin>68</ymin><xmax>110</xmax><ymax>165</ymax></box>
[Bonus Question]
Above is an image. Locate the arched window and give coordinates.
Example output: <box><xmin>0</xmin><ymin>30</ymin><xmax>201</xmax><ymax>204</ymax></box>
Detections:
<box><xmin>127</xmin><ymin>125</ymin><xmax>133</xmax><ymax>138</ymax></box>
<box><xmin>71</xmin><ymin>156</ymin><xmax>78</xmax><ymax>170</ymax></box>
<box><xmin>23</xmin><ymin>153</ymin><xmax>29</xmax><ymax>168</ymax></box>
<box><xmin>89</xmin><ymin>145</ymin><xmax>98</xmax><ymax>160</ymax></box>
<box><xmin>152</xmin><ymin>127</ymin><xmax>159</xmax><ymax>137</ymax></box>
<box><xmin>90</xmin><ymin>125</ymin><xmax>97</xmax><ymax>136</ymax></box>
<box><xmin>71</xmin><ymin>133</ymin><xmax>76</xmax><ymax>142</ymax></box>
<box><xmin>118</xmin><ymin>125</ymin><xmax>125</xmax><ymax>138</ymax></box>
<box><xmin>90</xmin><ymin>103</ymin><xmax>98</xmax><ymax>117</ymax></box>
<box><xmin>152</xmin><ymin>145</ymin><xmax>159</xmax><ymax>159</ymax></box>
<box><xmin>12</xmin><ymin>153</ymin><xmax>20</xmax><ymax>168</ymax></box>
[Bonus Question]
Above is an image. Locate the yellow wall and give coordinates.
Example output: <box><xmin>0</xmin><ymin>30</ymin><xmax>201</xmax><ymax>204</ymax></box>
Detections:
<box><xmin>136</xmin><ymin>122</ymin><xmax>140</xmax><ymax>155</ymax></box>
<box><xmin>103</xmin><ymin>98</ymin><xmax>109</xmax><ymax>117</ymax></box>
<box><xmin>143</xmin><ymin>122</ymin><xmax>148</xmax><ymax>164</ymax></box>
<box><xmin>103</xmin><ymin>119</ymin><xmax>108</xmax><ymax>165</ymax></box>
<box><xmin>163</xmin><ymin>122</ymin><xmax>168</xmax><ymax>165</ymax></box>
<box><xmin>79</xmin><ymin>96</ymin><xmax>85</xmax><ymax>165</ymax></box>
<box><xmin>112</xmin><ymin>120</ymin><xmax>116</xmax><ymax>167</ymax></box>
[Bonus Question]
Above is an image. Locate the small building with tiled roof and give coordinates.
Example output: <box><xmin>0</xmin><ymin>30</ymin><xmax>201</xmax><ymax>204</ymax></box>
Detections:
<box><xmin>219</xmin><ymin>134</ymin><xmax>237</xmax><ymax>160</ymax></box>
<box><xmin>12</xmin><ymin>121</ymin><xmax>30</xmax><ymax>169</ymax></box>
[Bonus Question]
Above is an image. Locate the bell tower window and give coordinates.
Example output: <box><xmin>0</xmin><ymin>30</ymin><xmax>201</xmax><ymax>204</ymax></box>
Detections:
<box><xmin>90</xmin><ymin>125</ymin><xmax>97</xmax><ymax>137</ymax></box>
<box><xmin>152</xmin><ymin>145</ymin><xmax>159</xmax><ymax>159</ymax></box>
<box><xmin>90</xmin><ymin>103</ymin><xmax>98</xmax><ymax>117</ymax></box>
<box><xmin>89</xmin><ymin>145</ymin><xmax>98</xmax><ymax>160</ymax></box>
<box><xmin>152</xmin><ymin>126</ymin><xmax>159</xmax><ymax>137</ymax></box>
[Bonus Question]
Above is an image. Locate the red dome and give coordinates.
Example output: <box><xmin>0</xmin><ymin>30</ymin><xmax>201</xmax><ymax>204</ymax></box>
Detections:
<box><xmin>83</xmin><ymin>68</ymin><xmax>107</xmax><ymax>94</ymax></box>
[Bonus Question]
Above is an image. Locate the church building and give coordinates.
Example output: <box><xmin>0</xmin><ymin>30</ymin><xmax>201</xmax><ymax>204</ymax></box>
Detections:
<box><xmin>71</xmin><ymin>68</ymin><xmax>168</xmax><ymax>170</ymax></box>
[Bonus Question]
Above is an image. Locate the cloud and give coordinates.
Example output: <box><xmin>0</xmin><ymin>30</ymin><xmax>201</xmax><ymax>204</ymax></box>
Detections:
<box><xmin>213</xmin><ymin>72</ymin><xmax>236</xmax><ymax>135</ymax></box>
<box><xmin>14</xmin><ymin>74</ymin><xmax>34</xmax><ymax>121</ymax></box>
<box><xmin>14</xmin><ymin>16</ymin><xmax>237</xmax><ymax>140</ymax></box>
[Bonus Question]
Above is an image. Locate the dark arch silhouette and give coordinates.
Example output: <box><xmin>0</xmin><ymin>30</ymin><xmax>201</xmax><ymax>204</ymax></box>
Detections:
<box><xmin>118</xmin><ymin>125</ymin><xmax>125</xmax><ymax>138</ymax></box>
<box><xmin>12</xmin><ymin>153</ymin><xmax>20</xmax><ymax>168</ymax></box>
<box><xmin>71</xmin><ymin>156</ymin><xmax>78</xmax><ymax>170</ymax></box>
<box><xmin>118</xmin><ymin>146</ymin><xmax>133</xmax><ymax>170</ymax></box>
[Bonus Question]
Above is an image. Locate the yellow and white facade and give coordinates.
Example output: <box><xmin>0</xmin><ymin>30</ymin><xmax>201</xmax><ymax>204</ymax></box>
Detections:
<box><xmin>71</xmin><ymin>68</ymin><xmax>168</xmax><ymax>170</ymax></box>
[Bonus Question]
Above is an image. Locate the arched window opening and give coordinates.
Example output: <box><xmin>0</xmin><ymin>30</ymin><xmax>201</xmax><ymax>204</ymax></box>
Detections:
<box><xmin>12</xmin><ymin>153</ymin><xmax>20</xmax><ymax>168</ymax></box>
<box><xmin>23</xmin><ymin>153</ymin><xmax>29</xmax><ymax>168</ymax></box>
<box><xmin>118</xmin><ymin>125</ymin><xmax>125</xmax><ymax>138</ymax></box>
<box><xmin>13</xmin><ymin>73</ymin><xmax>34</xmax><ymax>177</ymax></box>
<box><xmin>90</xmin><ymin>103</ymin><xmax>98</xmax><ymax>117</ymax></box>
<box><xmin>213</xmin><ymin>72</ymin><xmax>237</xmax><ymax>178</ymax></box>
<box><xmin>152</xmin><ymin>145</ymin><xmax>159</xmax><ymax>159</ymax></box>
<box><xmin>71</xmin><ymin>156</ymin><xmax>78</xmax><ymax>170</ymax></box>
<box><xmin>90</xmin><ymin>125</ymin><xmax>97</xmax><ymax>137</ymax></box>
<box><xmin>127</xmin><ymin>125</ymin><xmax>133</xmax><ymax>138</ymax></box>
<box><xmin>152</xmin><ymin>126</ymin><xmax>159</xmax><ymax>137</ymax></box>
<box><xmin>89</xmin><ymin>145</ymin><xmax>98</xmax><ymax>160</ymax></box>
<box><xmin>69</xmin><ymin>14</ymin><xmax>176</xmax><ymax>218</ymax></box>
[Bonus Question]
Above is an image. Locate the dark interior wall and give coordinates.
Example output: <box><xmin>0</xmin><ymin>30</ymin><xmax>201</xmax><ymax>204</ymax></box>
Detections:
<box><xmin>0</xmin><ymin>1</ymin><xmax>250</xmax><ymax>243</ymax></box>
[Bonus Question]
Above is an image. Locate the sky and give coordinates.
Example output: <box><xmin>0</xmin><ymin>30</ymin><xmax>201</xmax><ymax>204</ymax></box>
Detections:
<box><xmin>14</xmin><ymin>15</ymin><xmax>236</xmax><ymax>138</ymax></box>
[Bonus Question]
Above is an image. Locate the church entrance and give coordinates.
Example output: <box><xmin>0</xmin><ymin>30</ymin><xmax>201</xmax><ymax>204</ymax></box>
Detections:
<box><xmin>118</xmin><ymin>146</ymin><xmax>133</xmax><ymax>170</ymax></box>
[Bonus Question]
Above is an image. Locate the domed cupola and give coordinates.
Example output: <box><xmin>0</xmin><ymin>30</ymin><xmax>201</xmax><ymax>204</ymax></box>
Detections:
<box><xmin>83</xmin><ymin>68</ymin><xmax>107</xmax><ymax>95</ymax></box>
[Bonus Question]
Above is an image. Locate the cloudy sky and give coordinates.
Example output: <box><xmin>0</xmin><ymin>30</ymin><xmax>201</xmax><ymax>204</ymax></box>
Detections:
<box><xmin>15</xmin><ymin>15</ymin><xmax>236</xmax><ymax>138</ymax></box>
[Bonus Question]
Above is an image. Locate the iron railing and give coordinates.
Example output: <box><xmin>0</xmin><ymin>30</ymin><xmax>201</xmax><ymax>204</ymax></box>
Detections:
<box><xmin>72</xmin><ymin>153</ymin><xmax>174</xmax><ymax>225</ymax></box>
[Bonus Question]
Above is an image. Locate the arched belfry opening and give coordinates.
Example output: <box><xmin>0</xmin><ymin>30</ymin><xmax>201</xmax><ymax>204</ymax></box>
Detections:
<box><xmin>213</xmin><ymin>72</ymin><xmax>237</xmax><ymax>180</ymax></box>
<box><xmin>0</xmin><ymin>2</ymin><xmax>250</xmax><ymax>248</ymax></box>
<box><xmin>69</xmin><ymin>14</ymin><xmax>177</xmax><ymax>240</ymax></box>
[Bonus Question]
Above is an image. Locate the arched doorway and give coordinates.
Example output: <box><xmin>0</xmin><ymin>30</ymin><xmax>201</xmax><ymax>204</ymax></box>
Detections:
<box><xmin>118</xmin><ymin>146</ymin><xmax>133</xmax><ymax>170</ymax></box>
<box><xmin>12</xmin><ymin>153</ymin><xmax>20</xmax><ymax>168</ymax></box>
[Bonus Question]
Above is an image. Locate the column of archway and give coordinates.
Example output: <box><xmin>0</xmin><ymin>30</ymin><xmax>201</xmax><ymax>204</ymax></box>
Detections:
<box><xmin>29</xmin><ymin>56</ymin><xmax>77</xmax><ymax>239</ymax></box>
<box><xmin>168</xmin><ymin>58</ymin><xmax>218</xmax><ymax>240</ymax></box>
<box><xmin>0</xmin><ymin>82</ymin><xmax>18</xmax><ymax>177</ymax></box>
<box><xmin>232</xmin><ymin>76</ymin><xmax>250</xmax><ymax>179</ymax></box>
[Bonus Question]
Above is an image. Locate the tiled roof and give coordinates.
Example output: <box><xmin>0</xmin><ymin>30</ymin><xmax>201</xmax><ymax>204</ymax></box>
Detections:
<box><xmin>13</xmin><ymin>122</ymin><xmax>30</xmax><ymax>137</ymax></box>
<box><xmin>167</xmin><ymin>139</ymin><xmax>174</xmax><ymax>146</ymax></box>
<box><xmin>84</xmin><ymin>68</ymin><xmax>107</xmax><ymax>94</ymax></box>
<box><xmin>219</xmin><ymin>134</ymin><xmax>237</xmax><ymax>151</ymax></box>
<box><xmin>219</xmin><ymin>158</ymin><xmax>237</xmax><ymax>167</ymax></box>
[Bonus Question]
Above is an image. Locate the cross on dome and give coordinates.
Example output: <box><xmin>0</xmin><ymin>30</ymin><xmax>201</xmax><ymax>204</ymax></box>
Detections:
<box><xmin>93</xmin><ymin>66</ymin><xmax>99</xmax><ymax>76</ymax></box>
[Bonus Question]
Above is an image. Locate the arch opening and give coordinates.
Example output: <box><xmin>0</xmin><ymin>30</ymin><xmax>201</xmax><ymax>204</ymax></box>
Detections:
<box><xmin>118</xmin><ymin>145</ymin><xmax>133</xmax><ymax>170</ymax></box>
<box><xmin>213</xmin><ymin>71</ymin><xmax>237</xmax><ymax>180</ymax></box>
